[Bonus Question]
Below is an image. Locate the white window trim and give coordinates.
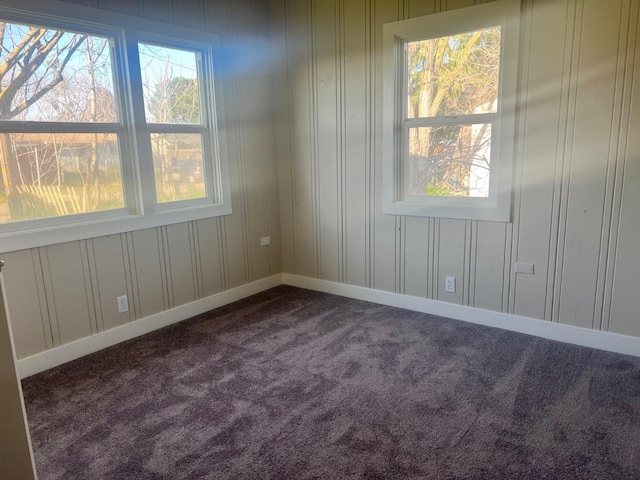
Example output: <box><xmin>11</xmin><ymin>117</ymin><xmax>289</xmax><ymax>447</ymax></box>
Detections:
<box><xmin>382</xmin><ymin>0</ymin><xmax>520</xmax><ymax>222</ymax></box>
<box><xmin>0</xmin><ymin>0</ymin><xmax>231</xmax><ymax>253</ymax></box>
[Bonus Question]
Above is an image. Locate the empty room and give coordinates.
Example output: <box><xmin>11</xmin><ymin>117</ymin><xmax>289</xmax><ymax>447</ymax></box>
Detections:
<box><xmin>1</xmin><ymin>0</ymin><xmax>640</xmax><ymax>478</ymax></box>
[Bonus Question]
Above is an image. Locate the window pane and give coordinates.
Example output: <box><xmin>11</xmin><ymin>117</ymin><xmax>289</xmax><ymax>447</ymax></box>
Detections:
<box><xmin>0</xmin><ymin>21</ymin><xmax>117</xmax><ymax>122</ymax></box>
<box><xmin>0</xmin><ymin>133</ymin><xmax>124</xmax><ymax>223</ymax></box>
<box><xmin>407</xmin><ymin>27</ymin><xmax>501</xmax><ymax>119</ymax></box>
<box><xmin>151</xmin><ymin>133</ymin><xmax>205</xmax><ymax>203</ymax></box>
<box><xmin>408</xmin><ymin>124</ymin><xmax>491</xmax><ymax>198</ymax></box>
<box><xmin>138</xmin><ymin>43</ymin><xmax>201</xmax><ymax>125</ymax></box>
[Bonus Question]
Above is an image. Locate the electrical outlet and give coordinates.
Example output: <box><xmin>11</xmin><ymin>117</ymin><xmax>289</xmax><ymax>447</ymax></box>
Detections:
<box><xmin>515</xmin><ymin>262</ymin><xmax>534</xmax><ymax>275</ymax></box>
<box><xmin>117</xmin><ymin>295</ymin><xmax>129</xmax><ymax>314</ymax></box>
<box><xmin>445</xmin><ymin>276</ymin><xmax>456</xmax><ymax>293</ymax></box>
<box><xmin>260</xmin><ymin>236</ymin><xmax>271</xmax><ymax>246</ymax></box>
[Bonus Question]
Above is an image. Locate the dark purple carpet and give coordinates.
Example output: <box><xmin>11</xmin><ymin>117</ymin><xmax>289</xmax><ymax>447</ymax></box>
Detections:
<box><xmin>21</xmin><ymin>286</ymin><xmax>640</xmax><ymax>479</ymax></box>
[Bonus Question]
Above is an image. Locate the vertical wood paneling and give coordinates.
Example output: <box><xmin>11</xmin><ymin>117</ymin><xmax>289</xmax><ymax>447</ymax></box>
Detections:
<box><xmin>548</xmin><ymin>0</ymin><xmax>583</xmax><ymax>324</ymax></box>
<box><xmin>372</xmin><ymin>0</ymin><xmax>400</xmax><ymax>293</ymax></box>
<box><xmin>165</xmin><ymin>223</ymin><xmax>197</xmax><ymax>307</ymax></box>
<box><xmin>173</xmin><ymin>0</ymin><xmax>205</xmax><ymax>30</ymax></box>
<box><xmin>609</xmin><ymin>1</ymin><xmax>640</xmax><ymax>338</ymax></box>
<box><xmin>511</xmin><ymin>0</ymin><xmax>570</xmax><ymax>320</ymax></box>
<box><xmin>600</xmin><ymin>0</ymin><xmax>637</xmax><ymax>333</ymax></box>
<box><xmin>41</xmin><ymin>242</ymin><xmax>95</xmax><ymax>346</ymax></box>
<box><xmin>444</xmin><ymin>0</ymin><xmax>476</xmax><ymax>11</ymax></box>
<box><xmin>272</xmin><ymin>0</ymin><xmax>296</xmax><ymax>274</ymax></box>
<box><xmin>315</xmin><ymin>0</ymin><xmax>341</xmax><ymax>282</ymax></box>
<box><xmin>1</xmin><ymin>250</ymin><xmax>51</xmax><ymax>359</ymax></box>
<box><xmin>473</xmin><ymin>222</ymin><xmax>507</xmax><ymax>311</ymax></box>
<box><xmin>556</xmin><ymin>0</ymin><xmax>624</xmax><ymax>329</ymax></box>
<box><xmin>130</xmin><ymin>228</ymin><xmax>167</xmax><ymax>318</ymax></box>
<box><xmin>196</xmin><ymin>218</ymin><xmax>224</xmax><ymax>297</ymax></box>
<box><xmin>97</xmin><ymin>0</ymin><xmax>137</xmax><ymax>15</ymax></box>
<box><xmin>343</xmin><ymin>0</ymin><xmax>368</xmax><ymax>287</ymax></box>
<box><xmin>205</xmin><ymin>0</ymin><xmax>232</xmax><ymax>35</ymax></box>
<box><xmin>231</xmin><ymin>0</ymin><xmax>272</xmax><ymax>282</ymax></box>
<box><xmin>404</xmin><ymin>219</ymin><xmax>429</xmax><ymax>298</ymax></box>
<box><xmin>288</xmin><ymin>0</ymin><xmax>318</xmax><ymax>278</ymax></box>
<box><xmin>257</xmin><ymin>0</ymin><xmax>283</xmax><ymax>277</ymax></box>
<box><xmin>137</xmin><ymin>0</ymin><xmax>173</xmax><ymax>22</ymax></box>
<box><xmin>462</xmin><ymin>220</ymin><xmax>473</xmax><ymax>306</ymax></box>
<box><xmin>228</xmin><ymin>1</ymin><xmax>254</xmax><ymax>286</ymax></box>
<box><xmin>218</xmin><ymin>12</ymin><xmax>251</xmax><ymax>289</ymax></box>
<box><xmin>436</xmin><ymin>219</ymin><xmax>466</xmax><ymax>304</ymax></box>
<box><xmin>89</xmin><ymin>235</ymin><xmax>133</xmax><ymax>330</ymax></box>
<box><xmin>408</xmin><ymin>0</ymin><xmax>435</xmax><ymax>17</ymax></box>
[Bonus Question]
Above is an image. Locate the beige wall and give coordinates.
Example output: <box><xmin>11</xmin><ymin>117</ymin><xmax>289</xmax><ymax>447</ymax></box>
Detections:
<box><xmin>5</xmin><ymin>0</ymin><xmax>640</xmax><ymax>361</ymax></box>
<box><xmin>272</xmin><ymin>0</ymin><xmax>640</xmax><ymax>337</ymax></box>
<box><xmin>2</xmin><ymin>0</ymin><xmax>282</xmax><ymax>360</ymax></box>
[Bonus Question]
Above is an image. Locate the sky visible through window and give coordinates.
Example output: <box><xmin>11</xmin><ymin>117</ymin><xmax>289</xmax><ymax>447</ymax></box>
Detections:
<box><xmin>0</xmin><ymin>20</ymin><xmax>116</xmax><ymax>122</ymax></box>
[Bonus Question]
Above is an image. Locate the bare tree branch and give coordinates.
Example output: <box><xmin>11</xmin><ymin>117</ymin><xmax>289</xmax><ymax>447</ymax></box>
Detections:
<box><xmin>0</xmin><ymin>31</ymin><xmax>88</xmax><ymax>119</ymax></box>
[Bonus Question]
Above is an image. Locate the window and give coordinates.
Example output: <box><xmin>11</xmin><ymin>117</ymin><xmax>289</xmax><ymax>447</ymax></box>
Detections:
<box><xmin>138</xmin><ymin>42</ymin><xmax>209</xmax><ymax>205</ymax></box>
<box><xmin>0</xmin><ymin>1</ymin><xmax>230</xmax><ymax>252</ymax></box>
<box><xmin>382</xmin><ymin>0</ymin><xmax>519</xmax><ymax>221</ymax></box>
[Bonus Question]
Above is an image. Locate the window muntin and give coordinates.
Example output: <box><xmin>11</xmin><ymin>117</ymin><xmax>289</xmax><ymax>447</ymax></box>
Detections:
<box><xmin>0</xmin><ymin>20</ymin><xmax>127</xmax><ymax>225</ymax></box>
<box><xmin>383</xmin><ymin>0</ymin><xmax>519</xmax><ymax>222</ymax></box>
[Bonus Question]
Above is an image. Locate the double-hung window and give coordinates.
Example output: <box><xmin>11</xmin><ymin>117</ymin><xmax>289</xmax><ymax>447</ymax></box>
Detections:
<box><xmin>383</xmin><ymin>0</ymin><xmax>519</xmax><ymax>221</ymax></box>
<box><xmin>137</xmin><ymin>40</ymin><xmax>216</xmax><ymax>207</ymax></box>
<box><xmin>0</xmin><ymin>1</ymin><xmax>229</xmax><ymax>252</ymax></box>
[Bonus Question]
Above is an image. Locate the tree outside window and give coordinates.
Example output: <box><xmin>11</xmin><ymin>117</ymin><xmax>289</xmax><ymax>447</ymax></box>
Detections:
<box><xmin>406</xmin><ymin>27</ymin><xmax>501</xmax><ymax>198</ymax></box>
<box><xmin>383</xmin><ymin>0</ymin><xmax>519</xmax><ymax>222</ymax></box>
<box><xmin>0</xmin><ymin>20</ymin><xmax>123</xmax><ymax>223</ymax></box>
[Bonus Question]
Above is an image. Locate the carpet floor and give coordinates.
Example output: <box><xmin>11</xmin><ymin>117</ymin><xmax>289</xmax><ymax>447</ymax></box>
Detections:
<box><xmin>22</xmin><ymin>286</ymin><xmax>640</xmax><ymax>479</ymax></box>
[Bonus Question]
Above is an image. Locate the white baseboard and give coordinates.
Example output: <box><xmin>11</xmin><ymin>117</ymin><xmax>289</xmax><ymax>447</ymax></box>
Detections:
<box><xmin>282</xmin><ymin>273</ymin><xmax>640</xmax><ymax>358</ymax></box>
<box><xmin>18</xmin><ymin>272</ymin><xmax>640</xmax><ymax>379</ymax></box>
<box><xmin>17</xmin><ymin>274</ymin><xmax>283</xmax><ymax>379</ymax></box>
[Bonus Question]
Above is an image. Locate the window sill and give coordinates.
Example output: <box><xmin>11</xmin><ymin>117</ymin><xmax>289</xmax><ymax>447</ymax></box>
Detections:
<box><xmin>0</xmin><ymin>202</ymin><xmax>232</xmax><ymax>254</ymax></box>
<box><xmin>383</xmin><ymin>198</ymin><xmax>511</xmax><ymax>222</ymax></box>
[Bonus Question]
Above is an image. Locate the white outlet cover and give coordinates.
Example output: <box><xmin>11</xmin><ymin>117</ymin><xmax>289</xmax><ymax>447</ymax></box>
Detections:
<box><xmin>117</xmin><ymin>295</ymin><xmax>129</xmax><ymax>314</ymax></box>
<box><xmin>260</xmin><ymin>236</ymin><xmax>271</xmax><ymax>246</ymax></box>
<box><xmin>445</xmin><ymin>276</ymin><xmax>456</xmax><ymax>293</ymax></box>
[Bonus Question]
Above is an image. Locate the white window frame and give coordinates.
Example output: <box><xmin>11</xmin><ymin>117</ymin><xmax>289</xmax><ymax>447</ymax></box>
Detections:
<box><xmin>134</xmin><ymin>36</ymin><xmax>221</xmax><ymax>212</ymax></box>
<box><xmin>382</xmin><ymin>0</ymin><xmax>520</xmax><ymax>222</ymax></box>
<box><xmin>0</xmin><ymin>0</ymin><xmax>231</xmax><ymax>253</ymax></box>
